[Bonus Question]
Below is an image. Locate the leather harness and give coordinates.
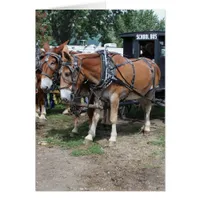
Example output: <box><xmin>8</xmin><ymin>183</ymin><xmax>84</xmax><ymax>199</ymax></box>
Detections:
<box><xmin>66</xmin><ymin>50</ymin><xmax>156</xmax><ymax>105</ymax></box>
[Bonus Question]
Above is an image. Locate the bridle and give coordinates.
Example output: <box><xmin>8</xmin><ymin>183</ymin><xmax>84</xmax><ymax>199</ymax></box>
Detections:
<box><xmin>35</xmin><ymin>41</ymin><xmax>42</xmax><ymax>72</ymax></box>
<box><xmin>59</xmin><ymin>55</ymin><xmax>85</xmax><ymax>99</ymax></box>
<box><xmin>40</xmin><ymin>52</ymin><xmax>62</xmax><ymax>79</ymax></box>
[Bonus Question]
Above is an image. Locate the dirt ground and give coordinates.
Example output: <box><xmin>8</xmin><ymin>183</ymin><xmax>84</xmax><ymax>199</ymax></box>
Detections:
<box><xmin>36</xmin><ymin>106</ymin><xmax>165</xmax><ymax>191</ymax></box>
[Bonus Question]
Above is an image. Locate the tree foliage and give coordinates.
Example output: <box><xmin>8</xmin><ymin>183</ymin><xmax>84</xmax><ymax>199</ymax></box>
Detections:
<box><xmin>36</xmin><ymin>10</ymin><xmax>165</xmax><ymax>47</ymax></box>
<box><xmin>36</xmin><ymin>10</ymin><xmax>53</xmax><ymax>47</ymax></box>
<box><xmin>48</xmin><ymin>10</ymin><xmax>123</xmax><ymax>45</ymax></box>
<box><xmin>112</xmin><ymin>10</ymin><xmax>165</xmax><ymax>46</ymax></box>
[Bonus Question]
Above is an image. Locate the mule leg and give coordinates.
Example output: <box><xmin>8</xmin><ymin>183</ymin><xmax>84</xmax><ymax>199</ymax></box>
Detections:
<box><xmin>39</xmin><ymin>105</ymin><xmax>47</xmax><ymax>120</ymax></box>
<box><xmin>109</xmin><ymin>94</ymin><xmax>120</xmax><ymax>146</ymax></box>
<box><xmin>36</xmin><ymin>101</ymin><xmax>40</xmax><ymax>119</ymax></box>
<box><xmin>85</xmin><ymin>109</ymin><xmax>101</xmax><ymax>142</ymax></box>
<box><xmin>36</xmin><ymin>95</ymin><xmax>40</xmax><ymax>118</ymax></box>
<box><xmin>63</xmin><ymin>105</ymin><xmax>70</xmax><ymax>115</ymax></box>
<box><xmin>71</xmin><ymin>116</ymin><xmax>79</xmax><ymax>134</ymax></box>
<box><xmin>36</xmin><ymin>103</ymin><xmax>40</xmax><ymax>118</ymax></box>
<box><xmin>87</xmin><ymin>107</ymin><xmax>94</xmax><ymax>129</ymax></box>
<box><xmin>143</xmin><ymin>100</ymin><xmax>152</xmax><ymax>133</ymax></box>
<box><xmin>87</xmin><ymin>95</ymin><xmax>95</xmax><ymax>130</ymax></box>
<box><xmin>103</xmin><ymin>107</ymin><xmax>111</xmax><ymax>125</ymax></box>
<box><xmin>139</xmin><ymin>99</ymin><xmax>152</xmax><ymax>134</ymax></box>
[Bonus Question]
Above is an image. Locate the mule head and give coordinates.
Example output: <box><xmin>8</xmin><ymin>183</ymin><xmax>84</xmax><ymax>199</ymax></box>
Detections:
<box><xmin>60</xmin><ymin>50</ymin><xmax>85</xmax><ymax>102</ymax></box>
<box><xmin>40</xmin><ymin>40</ymin><xmax>69</xmax><ymax>92</ymax></box>
<box><xmin>60</xmin><ymin>48</ymin><xmax>73</xmax><ymax>102</ymax></box>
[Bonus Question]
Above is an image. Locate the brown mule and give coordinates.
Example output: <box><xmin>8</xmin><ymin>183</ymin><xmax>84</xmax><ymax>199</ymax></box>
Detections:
<box><xmin>39</xmin><ymin>42</ymin><xmax>94</xmax><ymax>135</ymax></box>
<box><xmin>59</xmin><ymin>45</ymin><xmax>94</xmax><ymax>135</ymax></box>
<box><xmin>59</xmin><ymin>51</ymin><xmax>161</xmax><ymax>145</ymax></box>
<box><xmin>40</xmin><ymin>40</ymin><xmax>69</xmax><ymax>92</ymax></box>
<box><xmin>35</xmin><ymin>48</ymin><xmax>46</xmax><ymax>120</ymax></box>
<box><xmin>37</xmin><ymin>41</ymin><xmax>68</xmax><ymax>120</ymax></box>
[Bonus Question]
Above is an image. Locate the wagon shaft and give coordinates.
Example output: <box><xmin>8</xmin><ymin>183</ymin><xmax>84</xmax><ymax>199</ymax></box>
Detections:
<box><xmin>69</xmin><ymin>102</ymin><xmax>103</xmax><ymax>109</ymax></box>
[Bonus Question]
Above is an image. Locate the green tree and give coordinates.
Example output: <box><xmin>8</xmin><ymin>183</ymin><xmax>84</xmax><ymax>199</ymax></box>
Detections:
<box><xmin>113</xmin><ymin>10</ymin><xmax>165</xmax><ymax>47</ymax></box>
<box><xmin>48</xmin><ymin>10</ymin><xmax>122</xmax><ymax>45</ymax></box>
<box><xmin>36</xmin><ymin>10</ymin><xmax>165</xmax><ymax>47</ymax></box>
<box><xmin>36</xmin><ymin>10</ymin><xmax>54</xmax><ymax>46</ymax></box>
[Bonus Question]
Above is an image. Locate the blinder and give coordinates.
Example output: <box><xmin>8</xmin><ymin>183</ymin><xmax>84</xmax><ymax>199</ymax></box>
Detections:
<box><xmin>61</xmin><ymin>55</ymin><xmax>81</xmax><ymax>83</ymax></box>
<box><xmin>60</xmin><ymin>55</ymin><xmax>84</xmax><ymax>100</ymax></box>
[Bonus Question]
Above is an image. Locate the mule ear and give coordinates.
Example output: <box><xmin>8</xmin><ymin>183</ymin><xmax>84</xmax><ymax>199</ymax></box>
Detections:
<box><xmin>64</xmin><ymin>51</ymin><xmax>71</xmax><ymax>61</ymax></box>
<box><xmin>43</xmin><ymin>42</ymin><xmax>50</xmax><ymax>52</ymax></box>
<box><xmin>40</xmin><ymin>49</ymin><xmax>45</xmax><ymax>57</ymax></box>
<box><xmin>54</xmin><ymin>40</ymin><xmax>69</xmax><ymax>54</ymax></box>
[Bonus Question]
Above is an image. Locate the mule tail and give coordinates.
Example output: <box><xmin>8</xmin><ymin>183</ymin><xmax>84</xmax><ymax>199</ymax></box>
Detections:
<box><xmin>154</xmin><ymin>63</ymin><xmax>161</xmax><ymax>87</ymax></box>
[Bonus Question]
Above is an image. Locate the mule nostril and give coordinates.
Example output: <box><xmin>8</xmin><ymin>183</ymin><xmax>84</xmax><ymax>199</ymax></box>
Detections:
<box><xmin>62</xmin><ymin>98</ymin><xmax>68</xmax><ymax>102</ymax></box>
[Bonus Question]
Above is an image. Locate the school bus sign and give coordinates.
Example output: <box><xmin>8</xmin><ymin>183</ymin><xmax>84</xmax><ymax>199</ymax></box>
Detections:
<box><xmin>136</xmin><ymin>33</ymin><xmax>158</xmax><ymax>40</ymax></box>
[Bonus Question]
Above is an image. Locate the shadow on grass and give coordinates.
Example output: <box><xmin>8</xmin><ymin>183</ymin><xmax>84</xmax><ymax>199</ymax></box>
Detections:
<box><xmin>44</xmin><ymin>119</ymin><xmax>142</xmax><ymax>147</ymax></box>
<box><xmin>125</xmin><ymin>105</ymin><xmax>165</xmax><ymax>121</ymax></box>
<box><xmin>47</xmin><ymin>121</ymin><xmax>89</xmax><ymax>140</ymax></box>
<box><xmin>46</xmin><ymin>104</ymin><xmax>66</xmax><ymax>116</ymax></box>
<box><xmin>41</xmin><ymin>104</ymin><xmax>165</xmax><ymax>148</ymax></box>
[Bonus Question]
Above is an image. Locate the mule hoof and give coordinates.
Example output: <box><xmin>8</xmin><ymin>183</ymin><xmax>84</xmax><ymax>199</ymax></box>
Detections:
<box><xmin>143</xmin><ymin>130</ymin><xmax>150</xmax><ymax>135</ymax></box>
<box><xmin>72</xmin><ymin>129</ymin><xmax>78</xmax><ymax>134</ymax></box>
<box><xmin>109</xmin><ymin>141</ymin><xmax>116</xmax><ymax>147</ymax></box>
<box><xmin>84</xmin><ymin>139</ymin><xmax>93</xmax><ymax>145</ymax></box>
<box><xmin>36</xmin><ymin>113</ymin><xmax>40</xmax><ymax>118</ymax></box>
<box><xmin>38</xmin><ymin>141</ymin><xmax>48</xmax><ymax>146</ymax></box>
<box><xmin>39</xmin><ymin>115</ymin><xmax>47</xmax><ymax>120</ymax></box>
<box><xmin>62</xmin><ymin>109</ymin><xmax>70</xmax><ymax>115</ymax></box>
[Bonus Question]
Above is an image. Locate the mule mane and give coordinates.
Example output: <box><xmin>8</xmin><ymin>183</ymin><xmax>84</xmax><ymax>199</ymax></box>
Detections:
<box><xmin>73</xmin><ymin>50</ymin><xmax>121</xmax><ymax>60</ymax></box>
<box><xmin>73</xmin><ymin>53</ymin><xmax>100</xmax><ymax>60</ymax></box>
<box><xmin>69</xmin><ymin>50</ymin><xmax>80</xmax><ymax>55</ymax></box>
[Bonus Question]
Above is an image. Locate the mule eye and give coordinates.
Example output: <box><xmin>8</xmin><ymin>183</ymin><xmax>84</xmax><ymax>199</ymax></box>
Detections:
<box><xmin>65</xmin><ymin>72</ymin><xmax>70</xmax><ymax>76</ymax></box>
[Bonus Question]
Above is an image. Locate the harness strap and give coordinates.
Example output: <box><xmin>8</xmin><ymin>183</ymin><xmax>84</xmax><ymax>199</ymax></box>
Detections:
<box><xmin>45</xmin><ymin>52</ymin><xmax>61</xmax><ymax>62</ymax></box>
<box><xmin>112</xmin><ymin>57</ymin><xmax>158</xmax><ymax>104</ymax></box>
<box><xmin>115</xmin><ymin>59</ymin><xmax>133</xmax><ymax>68</ymax></box>
<box><xmin>112</xmin><ymin>76</ymin><xmax>158</xmax><ymax>105</ymax></box>
<box><xmin>41</xmin><ymin>72</ymin><xmax>52</xmax><ymax>79</ymax></box>
<box><xmin>113</xmin><ymin>58</ymin><xmax>136</xmax><ymax>89</ymax></box>
<box><xmin>62</xmin><ymin>61</ymin><xmax>72</xmax><ymax>66</ymax></box>
<box><xmin>94</xmin><ymin>53</ymin><xmax>106</xmax><ymax>89</ymax></box>
<box><xmin>140</xmin><ymin>58</ymin><xmax>156</xmax><ymax>99</ymax></box>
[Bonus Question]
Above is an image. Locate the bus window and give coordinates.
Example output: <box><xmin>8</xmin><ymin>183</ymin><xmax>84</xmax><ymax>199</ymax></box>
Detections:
<box><xmin>160</xmin><ymin>40</ymin><xmax>165</xmax><ymax>57</ymax></box>
<box><xmin>161</xmin><ymin>46</ymin><xmax>165</xmax><ymax>57</ymax></box>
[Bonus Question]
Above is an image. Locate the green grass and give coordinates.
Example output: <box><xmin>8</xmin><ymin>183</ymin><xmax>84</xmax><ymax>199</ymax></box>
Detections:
<box><xmin>38</xmin><ymin>109</ymin><xmax>98</xmax><ymax>152</ymax></box>
<box><xmin>66</xmin><ymin>139</ymin><xmax>84</xmax><ymax>148</ymax></box>
<box><xmin>118</xmin><ymin>123</ymin><xmax>141</xmax><ymax>134</ymax></box>
<box><xmin>148</xmin><ymin>135</ymin><xmax>165</xmax><ymax>147</ymax></box>
<box><xmin>46</xmin><ymin>104</ymin><xmax>66</xmax><ymax>116</ymax></box>
<box><xmin>71</xmin><ymin>144</ymin><xmax>104</xmax><ymax>157</ymax></box>
<box><xmin>126</xmin><ymin>105</ymin><xmax>165</xmax><ymax>120</ymax></box>
<box><xmin>41</xmin><ymin>136</ymin><xmax>85</xmax><ymax>149</ymax></box>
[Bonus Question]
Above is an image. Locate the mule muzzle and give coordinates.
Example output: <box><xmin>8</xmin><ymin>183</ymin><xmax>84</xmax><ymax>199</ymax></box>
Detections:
<box><xmin>42</xmin><ymin>86</ymin><xmax>50</xmax><ymax>93</ymax></box>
